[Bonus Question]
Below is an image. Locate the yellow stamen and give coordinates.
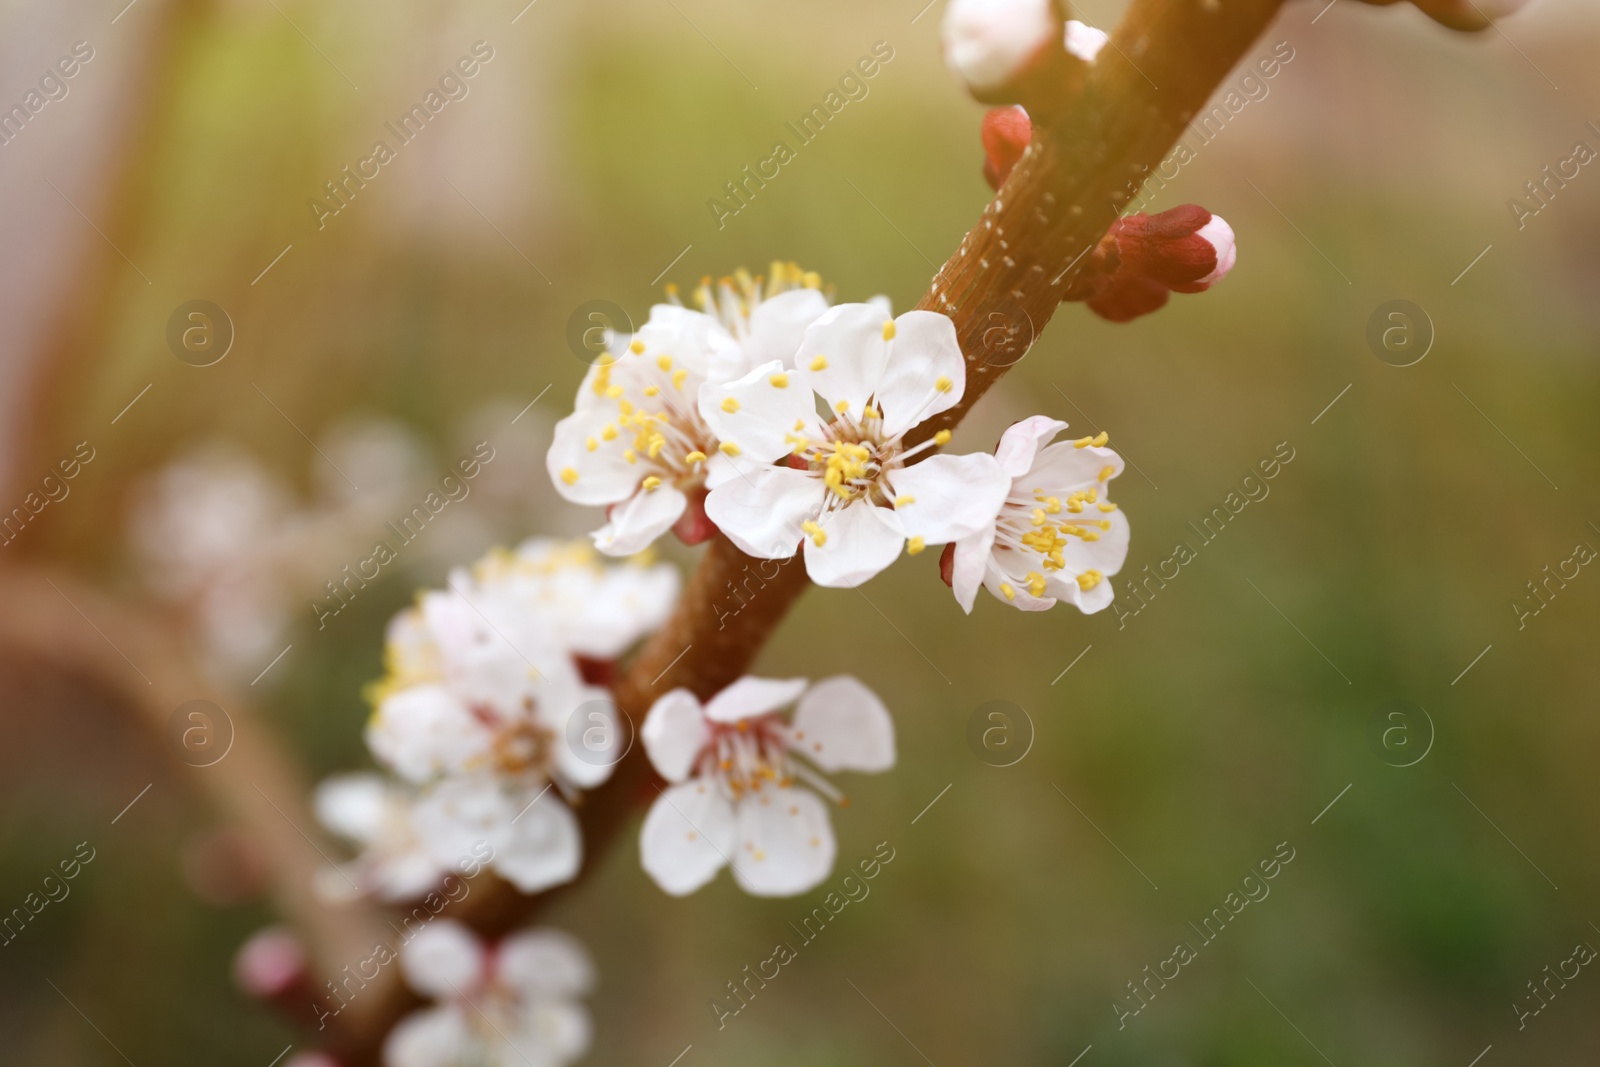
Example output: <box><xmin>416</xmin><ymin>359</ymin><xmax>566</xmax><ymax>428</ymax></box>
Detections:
<box><xmin>935</xmin><ymin>375</ymin><xmax>953</xmax><ymax>393</ymax></box>
<box><xmin>719</xmin><ymin>441</ymin><xmax>741</xmax><ymax>457</ymax></box>
<box><xmin>1098</xmin><ymin>465</ymin><xmax>1116</xmax><ymax>481</ymax></box>
<box><xmin>1077</xmin><ymin>570</ymin><xmax>1104</xmax><ymax>591</ymax></box>
<box><xmin>1000</xmin><ymin>582</ymin><xmax>1016</xmax><ymax>601</ymax></box>
<box><xmin>643</xmin><ymin>385</ymin><xmax>659</xmax><ymax>396</ymax></box>
<box><xmin>1026</xmin><ymin>572</ymin><xmax>1047</xmax><ymax>597</ymax></box>
<box><xmin>801</xmin><ymin>520</ymin><xmax>826</xmax><ymax>547</ymax></box>
<box><xmin>585</xmin><ymin>437</ymin><xmax>597</xmax><ymax>452</ymax></box>
<box><xmin>656</xmin><ymin>355</ymin><xmax>673</xmax><ymax>371</ymax></box>
<box><xmin>810</xmin><ymin>355</ymin><xmax>829</xmax><ymax>371</ymax></box>
<box><xmin>934</xmin><ymin>429</ymin><xmax>952</xmax><ymax>446</ymax></box>
<box><xmin>835</xmin><ymin>399</ymin><xmax>849</xmax><ymax>413</ymax></box>
<box><xmin>559</xmin><ymin>468</ymin><xmax>578</xmax><ymax>485</ymax></box>
<box><xmin>623</xmin><ymin>450</ymin><xmax>637</xmax><ymax>464</ymax></box>
<box><xmin>602</xmin><ymin>424</ymin><xmax>618</xmax><ymax>441</ymax></box>
<box><xmin>629</xmin><ymin>339</ymin><xmax>645</xmax><ymax>354</ymax></box>
<box><xmin>906</xmin><ymin>536</ymin><xmax>925</xmax><ymax>555</ymax></box>
<box><xmin>721</xmin><ymin>397</ymin><xmax>741</xmax><ymax>413</ymax></box>
<box><xmin>894</xmin><ymin>495</ymin><xmax>915</xmax><ymax>507</ymax></box>
<box><xmin>769</xmin><ymin>373</ymin><xmax>789</xmax><ymax>388</ymax></box>
<box><xmin>642</xmin><ymin>475</ymin><xmax>662</xmax><ymax>491</ymax></box>
<box><xmin>881</xmin><ymin>321</ymin><xmax>896</xmax><ymax>341</ymax></box>
<box><xmin>685</xmin><ymin>450</ymin><xmax>707</xmax><ymax>464</ymax></box>
<box><xmin>672</xmin><ymin>368</ymin><xmax>689</xmax><ymax>390</ymax></box>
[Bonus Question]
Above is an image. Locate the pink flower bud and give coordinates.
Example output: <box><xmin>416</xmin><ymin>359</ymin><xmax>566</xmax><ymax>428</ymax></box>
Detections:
<box><xmin>1064</xmin><ymin>206</ymin><xmax>1237</xmax><ymax>323</ymax></box>
<box><xmin>943</xmin><ymin>0</ymin><xmax>1058</xmax><ymax>97</ymax></box>
<box><xmin>980</xmin><ymin>105</ymin><xmax>1032</xmax><ymax>189</ymax></box>
<box><xmin>233</xmin><ymin>926</ymin><xmax>308</xmax><ymax>999</ymax></box>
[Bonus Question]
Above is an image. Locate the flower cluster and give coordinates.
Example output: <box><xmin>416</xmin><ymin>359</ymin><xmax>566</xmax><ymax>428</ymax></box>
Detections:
<box><xmin>315</xmin><ymin>539</ymin><xmax>678</xmax><ymax>901</ymax></box>
<box><xmin>547</xmin><ymin>271</ymin><xmax>1132</xmax><ymax>611</ymax></box>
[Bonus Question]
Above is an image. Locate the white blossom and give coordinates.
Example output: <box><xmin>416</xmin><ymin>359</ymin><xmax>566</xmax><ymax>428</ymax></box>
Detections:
<box><xmin>546</xmin><ymin>266</ymin><xmax>832</xmax><ymax>555</ymax></box>
<box><xmin>312</xmin><ymin>773</ymin><xmax>446</xmax><ymax>903</ymax></box>
<box><xmin>701</xmin><ymin>304</ymin><xmax>1010</xmax><ymax>588</ymax></box>
<box><xmin>385</xmin><ymin>920</ymin><xmax>594</xmax><ymax>1067</ymax></box>
<box><xmin>639</xmin><ymin>675</ymin><xmax>894</xmax><ymax>897</ymax></box>
<box><xmin>947</xmin><ymin>416</ymin><xmax>1129</xmax><ymax>612</ymax></box>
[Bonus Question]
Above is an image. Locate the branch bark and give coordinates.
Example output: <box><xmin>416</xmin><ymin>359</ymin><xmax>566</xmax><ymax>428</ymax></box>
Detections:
<box><xmin>336</xmin><ymin>0</ymin><xmax>1286</xmax><ymax>1056</ymax></box>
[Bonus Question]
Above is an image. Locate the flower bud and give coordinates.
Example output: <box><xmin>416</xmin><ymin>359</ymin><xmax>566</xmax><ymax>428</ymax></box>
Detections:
<box><xmin>981</xmin><ymin>105</ymin><xmax>1032</xmax><ymax>189</ymax></box>
<box><xmin>233</xmin><ymin>925</ymin><xmax>308</xmax><ymax>999</ymax></box>
<box><xmin>943</xmin><ymin>0</ymin><xmax>1059</xmax><ymax>98</ymax></box>
<box><xmin>1064</xmin><ymin>206</ymin><xmax>1236</xmax><ymax>323</ymax></box>
<box><xmin>1063</xmin><ymin>19</ymin><xmax>1108</xmax><ymax>62</ymax></box>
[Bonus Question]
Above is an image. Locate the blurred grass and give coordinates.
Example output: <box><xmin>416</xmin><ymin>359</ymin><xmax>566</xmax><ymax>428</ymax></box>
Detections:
<box><xmin>6</xmin><ymin>0</ymin><xmax>1600</xmax><ymax>1063</ymax></box>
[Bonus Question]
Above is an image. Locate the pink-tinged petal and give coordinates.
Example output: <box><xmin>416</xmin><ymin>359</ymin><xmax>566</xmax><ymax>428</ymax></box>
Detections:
<box><xmin>400</xmin><ymin>920</ymin><xmax>483</xmax><ymax>999</ymax></box>
<box><xmin>547</xmin><ymin>408</ymin><xmax>640</xmax><ymax>506</ymax></box>
<box><xmin>796</xmin><ymin>303</ymin><xmax>894</xmax><ymax>415</ymax></box>
<box><xmin>942</xmin><ymin>0</ymin><xmax>1057</xmax><ymax>94</ymax></box>
<box><xmin>593</xmin><ymin>484</ymin><xmax>686</xmax><ymax>556</ymax></box>
<box><xmin>384</xmin><ymin>1005</ymin><xmax>472</xmax><ymax>1067</ymax></box>
<box><xmin>1063</xmin><ymin>18</ymin><xmax>1108</xmax><ymax>61</ymax></box>
<box><xmin>790</xmin><ymin>676</ymin><xmax>896</xmax><ymax>773</ymax></box>
<box><xmin>1195</xmin><ymin>214</ymin><xmax>1236</xmax><ymax>286</ymax></box>
<box><xmin>951</xmin><ymin>526</ymin><xmax>996</xmax><ymax>613</ymax></box>
<box><xmin>874</xmin><ymin>311</ymin><xmax>967</xmax><ymax>439</ymax></box>
<box><xmin>704</xmin><ymin>466</ymin><xmax>819</xmax><ymax>559</ymax></box>
<box><xmin>640</xmin><ymin>780</ymin><xmax>736</xmax><ymax>896</ymax></box>
<box><xmin>994</xmin><ymin>415</ymin><xmax>1069</xmax><ymax>478</ymax></box>
<box><xmin>730</xmin><ymin>787</ymin><xmax>835</xmax><ymax>897</ymax></box>
<box><xmin>886</xmin><ymin>452</ymin><xmax>1011</xmax><ymax>544</ymax></box>
<box><xmin>493</xmin><ymin>790</ymin><xmax>583</xmax><ymax>893</ymax></box>
<box><xmin>704</xmin><ymin>676</ymin><xmax>809</xmax><ymax>724</ymax></box>
<box><xmin>497</xmin><ymin>929</ymin><xmax>594</xmax><ymax>999</ymax></box>
<box><xmin>698</xmin><ymin>359</ymin><xmax>822</xmax><ymax>464</ymax></box>
<box><xmin>803</xmin><ymin>502</ymin><xmax>904</xmax><ymax>588</ymax></box>
<box><xmin>641</xmin><ymin>689</ymin><xmax>710</xmax><ymax>782</ymax></box>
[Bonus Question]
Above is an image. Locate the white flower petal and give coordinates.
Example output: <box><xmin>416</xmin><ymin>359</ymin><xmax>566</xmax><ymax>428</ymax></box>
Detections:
<box><xmin>635</xmin><ymin>304</ymin><xmax>739</xmax><ymax>380</ymax></box>
<box><xmin>1063</xmin><ymin>18</ymin><xmax>1108</xmax><ymax>62</ymax></box>
<box><xmin>593</xmin><ymin>484</ymin><xmax>686</xmax><ymax>556</ymax></box>
<box><xmin>942</xmin><ymin>0</ymin><xmax>1057</xmax><ymax>93</ymax></box>
<box><xmin>887</xmin><ymin>452</ymin><xmax>1010</xmax><ymax>544</ymax></box>
<box><xmin>704</xmin><ymin>676</ymin><xmax>808</xmax><ymax>724</ymax></box>
<box><xmin>994</xmin><ymin>415</ymin><xmax>1070</xmax><ymax>479</ymax></box>
<box><xmin>493</xmin><ymin>789</ymin><xmax>584</xmax><ymax>893</ymax></box>
<box><xmin>703</xmin><ymin>466</ymin><xmax>818</xmax><ymax>559</ymax></box>
<box><xmin>314</xmin><ymin>773</ymin><xmax>391</xmax><ymax>845</ymax></box>
<box><xmin>384</xmin><ymin>1005</ymin><xmax>472</xmax><ymax>1067</ymax></box>
<box><xmin>874</xmin><ymin>310</ymin><xmax>967</xmax><ymax>439</ymax></box>
<box><xmin>367</xmin><ymin>685</ymin><xmax>494</xmax><ymax>784</ymax></box>
<box><xmin>796</xmin><ymin>303</ymin><xmax>894</xmax><ymax>415</ymax></box>
<box><xmin>1025</xmin><ymin>440</ymin><xmax>1123</xmax><ymax>490</ymax></box>
<box><xmin>547</xmin><ymin>408</ymin><xmax>642</xmax><ymax>506</ymax></box>
<box><xmin>951</xmin><ymin>526</ymin><xmax>996</xmax><ymax>613</ymax></box>
<box><xmin>743</xmin><ymin>288</ymin><xmax>830</xmax><ymax>369</ymax></box>
<box><xmin>640</xmin><ymin>780</ymin><xmax>736</xmax><ymax>896</ymax></box>
<box><xmin>525</xmin><ymin>1001</ymin><xmax>593</xmax><ymax>1062</ymax></box>
<box><xmin>400</xmin><ymin>920</ymin><xmax>483</xmax><ymax>999</ymax></box>
<box><xmin>1196</xmin><ymin>214</ymin><xmax>1236</xmax><ymax>286</ymax></box>
<box><xmin>412</xmin><ymin>776</ymin><xmax>514</xmax><ymax>868</ymax></box>
<box><xmin>497</xmin><ymin>929</ymin><xmax>595</xmax><ymax>999</ymax></box>
<box><xmin>803</xmin><ymin>502</ymin><xmax>904</xmax><ymax>588</ymax></box>
<box><xmin>698</xmin><ymin>360</ymin><xmax>822</xmax><ymax>464</ymax></box>
<box><xmin>790</xmin><ymin>676</ymin><xmax>896</xmax><ymax>773</ymax></box>
<box><xmin>982</xmin><ymin>557</ymin><xmax>1056</xmax><ymax>611</ymax></box>
<box><xmin>547</xmin><ymin>685</ymin><xmax>621</xmax><ymax>791</ymax></box>
<box><xmin>641</xmin><ymin>689</ymin><xmax>709</xmax><ymax>782</ymax></box>
<box><xmin>730</xmin><ymin>787</ymin><xmax>835</xmax><ymax>897</ymax></box>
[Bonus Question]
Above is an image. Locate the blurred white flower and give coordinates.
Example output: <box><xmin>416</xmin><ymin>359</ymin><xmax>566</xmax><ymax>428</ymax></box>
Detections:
<box><xmin>945</xmin><ymin>416</ymin><xmax>1129</xmax><ymax>613</ymax></box>
<box><xmin>313</xmin><ymin>773</ymin><xmax>447</xmax><ymax>903</ymax></box>
<box><xmin>365</xmin><ymin>579</ymin><xmax>615</xmax><ymax>894</ymax></box>
<box><xmin>701</xmin><ymin>305</ymin><xmax>1010</xmax><ymax>588</ymax></box>
<box><xmin>462</xmin><ymin>538</ymin><xmax>679</xmax><ymax>661</ymax></box>
<box><xmin>639</xmin><ymin>675</ymin><xmax>894</xmax><ymax>897</ymax></box>
<box><xmin>942</xmin><ymin>0</ymin><xmax>1057</xmax><ymax>95</ymax></box>
<box><xmin>385</xmin><ymin>920</ymin><xmax>593</xmax><ymax>1067</ymax></box>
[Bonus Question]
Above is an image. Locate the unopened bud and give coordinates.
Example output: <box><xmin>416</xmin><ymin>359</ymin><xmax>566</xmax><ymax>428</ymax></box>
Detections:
<box><xmin>1065</xmin><ymin>206</ymin><xmax>1237</xmax><ymax>323</ymax></box>
<box><xmin>234</xmin><ymin>926</ymin><xmax>308</xmax><ymax>999</ymax></box>
<box><xmin>980</xmin><ymin>105</ymin><xmax>1032</xmax><ymax>189</ymax></box>
<box><xmin>943</xmin><ymin>0</ymin><xmax>1058</xmax><ymax>97</ymax></box>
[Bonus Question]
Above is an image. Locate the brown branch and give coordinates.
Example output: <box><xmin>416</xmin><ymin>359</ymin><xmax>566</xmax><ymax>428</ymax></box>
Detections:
<box><xmin>337</xmin><ymin>0</ymin><xmax>1287</xmax><ymax>1056</ymax></box>
<box><xmin>0</xmin><ymin>565</ymin><xmax>398</xmax><ymax>1040</ymax></box>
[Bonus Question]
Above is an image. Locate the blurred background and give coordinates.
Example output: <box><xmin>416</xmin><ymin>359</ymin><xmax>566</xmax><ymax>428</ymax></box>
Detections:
<box><xmin>2</xmin><ymin>0</ymin><xmax>1599</xmax><ymax>1062</ymax></box>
